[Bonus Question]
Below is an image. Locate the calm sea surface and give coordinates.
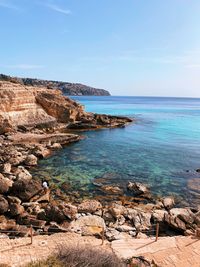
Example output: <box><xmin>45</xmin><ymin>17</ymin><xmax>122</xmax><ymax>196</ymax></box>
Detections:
<box><xmin>34</xmin><ymin>96</ymin><xmax>200</xmax><ymax>206</ymax></box>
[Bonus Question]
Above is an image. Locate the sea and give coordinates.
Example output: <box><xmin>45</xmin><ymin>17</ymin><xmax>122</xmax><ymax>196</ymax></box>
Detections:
<box><xmin>33</xmin><ymin>96</ymin><xmax>200</xmax><ymax>206</ymax></box>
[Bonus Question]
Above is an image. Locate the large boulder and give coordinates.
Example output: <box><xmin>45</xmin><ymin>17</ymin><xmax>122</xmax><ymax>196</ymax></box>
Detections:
<box><xmin>169</xmin><ymin>208</ymin><xmax>195</xmax><ymax>224</ymax></box>
<box><xmin>35</xmin><ymin>91</ymin><xmax>85</xmax><ymax>123</ymax></box>
<box><xmin>126</xmin><ymin>208</ymin><xmax>151</xmax><ymax>231</ymax></box>
<box><xmin>62</xmin><ymin>204</ymin><xmax>78</xmax><ymax>220</ymax></box>
<box><xmin>69</xmin><ymin>215</ymin><xmax>106</xmax><ymax>236</ymax></box>
<box><xmin>78</xmin><ymin>200</ymin><xmax>102</xmax><ymax>214</ymax></box>
<box><xmin>24</xmin><ymin>154</ymin><xmax>38</xmax><ymax>166</ymax></box>
<box><xmin>33</xmin><ymin>145</ymin><xmax>51</xmax><ymax>158</ymax></box>
<box><xmin>152</xmin><ymin>209</ymin><xmax>168</xmax><ymax>222</ymax></box>
<box><xmin>44</xmin><ymin>204</ymin><xmax>67</xmax><ymax>223</ymax></box>
<box><xmin>9</xmin><ymin>203</ymin><xmax>25</xmax><ymax>216</ymax></box>
<box><xmin>17</xmin><ymin>213</ymin><xmax>46</xmax><ymax>228</ymax></box>
<box><xmin>11</xmin><ymin>179</ymin><xmax>42</xmax><ymax>201</ymax></box>
<box><xmin>164</xmin><ymin>213</ymin><xmax>186</xmax><ymax>232</ymax></box>
<box><xmin>162</xmin><ymin>197</ymin><xmax>175</xmax><ymax>210</ymax></box>
<box><xmin>109</xmin><ymin>203</ymin><xmax>126</xmax><ymax>219</ymax></box>
<box><xmin>15</xmin><ymin>166</ymin><xmax>32</xmax><ymax>181</ymax></box>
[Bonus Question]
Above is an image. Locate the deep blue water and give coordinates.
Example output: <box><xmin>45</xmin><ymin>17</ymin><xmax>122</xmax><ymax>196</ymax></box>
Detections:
<box><xmin>34</xmin><ymin>96</ymin><xmax>200</xmax><ymax>206</ymax></box>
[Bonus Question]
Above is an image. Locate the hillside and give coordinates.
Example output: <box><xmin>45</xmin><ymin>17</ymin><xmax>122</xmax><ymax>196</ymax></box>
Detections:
<box><xmin>0</xmin><ymin>74</ymin><xmax>111</xmax><ymax>96</ymax></box>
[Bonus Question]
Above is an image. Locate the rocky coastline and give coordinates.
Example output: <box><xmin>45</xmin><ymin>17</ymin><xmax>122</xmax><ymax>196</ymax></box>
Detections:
<box><xmin>0</xmin><ymin>74</ymin><xmax>111</xmax><ymax>96</ymax></box>
<box><xmin>0</xmin><ymin>80</ymin><xmax>199</xmax><ymax>242</ymax></box>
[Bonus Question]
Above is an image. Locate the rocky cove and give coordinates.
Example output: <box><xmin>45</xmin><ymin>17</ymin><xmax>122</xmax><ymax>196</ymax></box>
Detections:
<box><xmin>0</xmin><ymin>80</ymin><xmax>200</xmax><ymax>243</ymax></box>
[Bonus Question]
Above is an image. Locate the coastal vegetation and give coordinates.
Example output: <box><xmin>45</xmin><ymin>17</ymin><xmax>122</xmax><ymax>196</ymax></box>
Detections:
<box><xmin>25</xmin><ymin>246</ymin><xmax>125</xmax><ymax>267</ymax></box>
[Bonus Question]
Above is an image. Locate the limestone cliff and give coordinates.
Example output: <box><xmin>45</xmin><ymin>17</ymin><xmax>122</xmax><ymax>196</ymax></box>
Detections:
<box><xmin>0</xmin><ymin>81</ymin><xmax>131</xmax><ymax>134</ymax></box>
<box><xmin>0</xmin><ymin>81</ymin><xmax>85</xmax><ymax>132</ymax></box>
<box><xmin>0</xmin><ymin>74</ymin><xmax>111</xmax><ymax>96</ymax></box>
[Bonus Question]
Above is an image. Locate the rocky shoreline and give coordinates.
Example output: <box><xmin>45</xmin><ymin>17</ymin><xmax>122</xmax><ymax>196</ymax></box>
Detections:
<box><xmin>0</xmin><ymin>80</ymin><xmax>199</xmax><ymax>242</ymax></box>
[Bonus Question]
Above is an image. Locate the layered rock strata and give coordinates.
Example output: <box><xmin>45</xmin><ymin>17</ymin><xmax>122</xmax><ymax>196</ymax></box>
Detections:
<box><xmin>0</xmin><ymin>81</ymin><xmax>131</xmax><ymax>134</ymax></box>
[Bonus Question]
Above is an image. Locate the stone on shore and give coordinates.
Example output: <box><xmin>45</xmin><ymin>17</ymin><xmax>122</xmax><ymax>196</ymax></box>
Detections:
<box><xmin>69</xmin><ymin>215</ymin><xmax>106</xmax><ymax>236</ymax></box>
<box><xmin>162</xmin><ymin>196</ymin><xmax>175</xmax><ymax>210</ymax></box>
<box><xmin>78</xmin><ymin>200</ymin><xmax>102</xmax><ymax>214</ymax></box>
<box><xmin>11</xmin><ymin>179</ymin><xmax>42</xmax><ymax>201</ymax></box>
<box><xmin>24</xmin><ymin>154</ymin><xmax>38</xmax><ymax>166</ymax></box>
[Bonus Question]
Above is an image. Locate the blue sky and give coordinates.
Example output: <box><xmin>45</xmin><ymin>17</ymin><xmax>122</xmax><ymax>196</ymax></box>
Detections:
<box><xmin>0</xmin><ymin>0</ymin><xmax>200</xmax><ymax>97</ymax></box>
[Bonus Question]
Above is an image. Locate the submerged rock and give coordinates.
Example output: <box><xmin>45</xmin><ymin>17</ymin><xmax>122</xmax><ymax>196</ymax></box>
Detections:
<box><xmin>127</xmin><ymin>181</ymin><xmax>149</xmax><ymax>196</ymax></box>
<box><xmin>101</xmin><ymin>185</ymin><xmax>123</xmax><ymax>195</ymax></box>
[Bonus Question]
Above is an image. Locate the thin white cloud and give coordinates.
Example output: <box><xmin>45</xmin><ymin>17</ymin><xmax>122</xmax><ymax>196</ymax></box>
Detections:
<box><xmin>4</xmin><ymin>64</ymin><xmax>45</xmax><ymax>70</ymax></box>
<box><xmin>0</xmin><ymin>0</ymin><xmax>20</xmax><ymax>10</ymax></box>
<box><xmin>46</xmin><ymin>3</ymin><xmax>71</xmax><ymax>15</ymax></box>
<box><xmin>184</xmin><ymin>64</ymin><xmax>200</xmax><ymax>69</ymax></box>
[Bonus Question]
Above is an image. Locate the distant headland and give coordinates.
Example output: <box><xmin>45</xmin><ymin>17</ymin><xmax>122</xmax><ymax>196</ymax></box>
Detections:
<box><xmin>0</xmin><ymin>74</ymin><xmax>111</xmax><ymax>96</ymax></box>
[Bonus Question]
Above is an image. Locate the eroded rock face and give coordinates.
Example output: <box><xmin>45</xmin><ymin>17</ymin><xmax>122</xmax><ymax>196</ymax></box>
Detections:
<box><xmin>36</xmin><ymin>91</ymin><xmax>85</xmax><ymax>123</ymax></box>
<box><xmin>0</xmin><ymin>81</ymin><xmax>85</xmax><ymax>130</ymax></box>
<box><xmin>0</xmin><ymin>81</ymin><xmax>56</xmax><ymax>129</ymax></box>
<box><xmin>0</xmin><ymin>81</ymin><xmax>132</xmax><ymax>131</ymax></box>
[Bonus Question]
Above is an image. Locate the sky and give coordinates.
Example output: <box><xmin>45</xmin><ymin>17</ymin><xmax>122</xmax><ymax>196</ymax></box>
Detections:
<box><xmin>0</xmin><ymin>0</ymin><xmax>200</xmax><ymax>97</ymax></box>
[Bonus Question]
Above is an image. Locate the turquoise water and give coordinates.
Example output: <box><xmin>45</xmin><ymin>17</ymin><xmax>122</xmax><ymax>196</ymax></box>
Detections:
<box><xmin>34</xmin><ymin>96</ymin><xmax>200</xmax><ymax>205</ymax></box>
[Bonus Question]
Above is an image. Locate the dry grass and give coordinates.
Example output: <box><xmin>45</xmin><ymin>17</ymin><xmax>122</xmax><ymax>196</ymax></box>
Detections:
<box><xmin>26</xmin><ymin>245</ymin><xmax>125</xmax><ymax>267</ymax></box>
<box><xmin>26</xmin><ymin>257</ymin><xmax>63</xmax><ymax>267</ymax></box>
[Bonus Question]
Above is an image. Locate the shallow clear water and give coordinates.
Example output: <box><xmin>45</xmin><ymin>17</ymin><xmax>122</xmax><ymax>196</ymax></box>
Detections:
<box><xmin>34</xmin><ymin>96</ymin><xmax>200</xmax><ymax>205</ymax></box>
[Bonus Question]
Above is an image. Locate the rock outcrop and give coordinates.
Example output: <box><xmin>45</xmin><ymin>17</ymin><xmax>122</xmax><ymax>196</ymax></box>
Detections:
<box><xmin>0</xmin><ymin>81</ymin><xmax>86</xmax><ymax>131</ymax></box>
<box><xmin>0</xmin><ymin>74</ymin><xmax>111</xmax><ymax>96</ymax></box>
<box><xmin>0</xmin><ymin>81</ymin><xmax>131</xmax><ymax>133</ymax></box>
